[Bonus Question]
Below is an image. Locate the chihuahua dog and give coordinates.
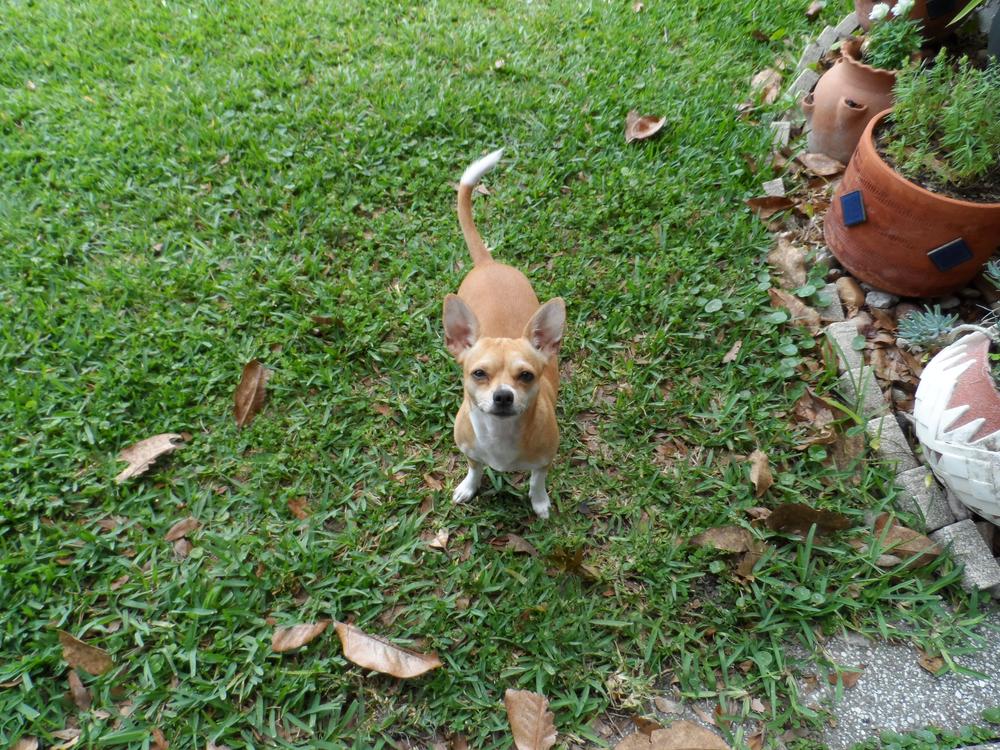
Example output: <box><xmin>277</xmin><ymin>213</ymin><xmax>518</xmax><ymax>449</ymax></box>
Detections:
<box><xmin>443</xmin><ymin>149</ymin><xmax>565</xmax><ymax>519</ymax></box>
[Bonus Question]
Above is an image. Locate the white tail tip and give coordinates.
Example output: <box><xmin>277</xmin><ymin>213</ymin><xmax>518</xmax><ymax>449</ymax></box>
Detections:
<box><xmin>460</xmin><ymin>148</ymin><xmax>504</xmax><ymax>186</ymax></box>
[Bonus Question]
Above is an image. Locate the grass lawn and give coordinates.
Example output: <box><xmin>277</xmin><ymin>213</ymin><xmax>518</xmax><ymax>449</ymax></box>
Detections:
<box><xmin>1</xmin><ymin>0</ymin><xmax>992</xmax><ymax>747</ymax></box>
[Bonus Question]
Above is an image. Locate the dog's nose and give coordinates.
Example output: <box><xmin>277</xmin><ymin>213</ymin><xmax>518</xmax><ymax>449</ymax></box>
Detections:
<box><xmin>493</xmin><ymin>389</ymin><xmax>514</xmax><ymax>407</ymax></box>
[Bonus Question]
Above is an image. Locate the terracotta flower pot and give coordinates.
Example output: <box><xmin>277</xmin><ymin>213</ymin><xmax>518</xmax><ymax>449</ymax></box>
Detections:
<box><xmin>914</xmin><ymin>330</ymin><xmax>1000</xmax><ymax>523</ymax></box>
<box><xmin>801</xmin><ymin>51</ymin><xmax>895</xmax><ymax>165</ymax></box>
<box><xmin>855</xmin><ymin>0</ymin><xmax>960</xmax><ymax>39</ymax></box>
<box><xmin>824</xmin><ymin>110</ymin><xmax>1000</xmax><ymax>297</ymax></box>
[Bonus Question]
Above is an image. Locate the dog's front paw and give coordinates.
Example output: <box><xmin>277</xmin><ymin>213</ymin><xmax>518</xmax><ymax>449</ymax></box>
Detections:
<box><xmin>452</xmin><ymin>476</ymin><xmax>479</xmax><ymax>504</ymax></box>
<box><xmin>530</xmin><ymin>493</ymin><xmax>551</xmax><ymax>520</ymax></box>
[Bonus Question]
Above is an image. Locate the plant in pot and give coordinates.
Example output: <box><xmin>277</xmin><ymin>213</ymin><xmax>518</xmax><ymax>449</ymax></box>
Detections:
<box><xmin>802</xmin><ymin>1</ymin><xmax>923</xmax><ymax>164</ymax></box>
<box><xmin>901</xmin><ymin>294</ymin><xmax>1000</xmax><ymax>523</ymax></box>
<box><xmin>824</xmin><ymin>51</ymin><xmax>1000</xmax><ymax>297</ymax></box>
<box><xmin>856</xmin><ymin>0</ymin><xmax>963</xmax><ymax>39</ymax></box>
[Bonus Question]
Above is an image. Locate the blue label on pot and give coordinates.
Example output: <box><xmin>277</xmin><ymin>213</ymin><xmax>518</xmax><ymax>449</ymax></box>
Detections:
<box><xmin>927</xmin><ymin>238</ymin><xmax>973</xmax><ymax>272</ymax></box>
<box><xmin>840</xmin><ymin>190</ymin><xmax>866</xmax><ymax>227</ymax></box>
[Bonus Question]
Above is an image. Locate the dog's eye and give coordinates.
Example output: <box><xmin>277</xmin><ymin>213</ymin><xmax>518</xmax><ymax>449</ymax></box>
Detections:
<box><xmin>518</xmin><ymin>371</ymin><xmax>535</xmax><ymax>383</ymax></box>
<box><xmin>471</xmin><ymin>369</ymin><xmax>488</xmax><ymax>379</ymax></box>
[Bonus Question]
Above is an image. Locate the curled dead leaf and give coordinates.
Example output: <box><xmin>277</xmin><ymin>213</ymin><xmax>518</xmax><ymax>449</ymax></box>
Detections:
<box><xmin>504</xmin><ymin>689</ymin><xmax>557</xmax><ymax>750</ymax></box>
<box><xmin>917</xmin><ymin>650</ymin><xmax>944</xmax><ymax>674</ymax></box>
<box><xmin>690</xmin><ymin>526</ymin><xmax>753</xmax><ymax>553</ymax></box>
<box><xmin>13</xmin><ymin>739</ymin><xmax>39</xmax><ymax>750</ymax></box>
<box><xmin>746</xmin><ymin>196</ymin><xmax>795</xmax><ymax>219</ymax></box>
<box><xmin>334</xmin><ymin>621</ymin><xmax>442</xmax><ymax>678</ymax></box>
<box><xmin>271</xmin><ymin>621</ymin><xmax>330</xmax><ymax>653</ymax></box>
<box><xmin>625</xmin><ymin>110</ymin><xmax>667</xmax><ymax>144</ymax></box>
<box><xmin>796</xmin><ymin>152</ymin><xmax>845</xmax><ymax>177</ymax></box>
<box><xmin>234</xmin><ymin>359</ymin><xmax>271</xmax><ymax>428</ymax></box>
<box><xmin>750</xmin><ymin>68</ymin><xmax>782</xmax><ymax>105</ymax></box>
<box><xmin>114</xmin><ymin>433</ymin><xmax>183</xmax><ymax>483</ymax></box>
<box><xmin>872</xmin><ymin>514</ymin><xmax>941</xmax><ymax>568</ymax></box>
<box><xmin>615</xmin><ymin>719</ymin><xmax>731</xmax><ymax>750</ymax></box>
<box><xmin>767</xmin><ymin>237</ymin><xmax>808</xmax><ymax>290</ymax></box>
<box><xmin>165</xmin><ymin>516</ymin><xmax>200</xmax><ymax>542</ymax></box>
<box><xmin>768</xmin><ymin>288</ymin><xmax>821</xmax><ymax>333</ymax></box>
<box><xmin>68</xmin><ymin>670</ymin><xmax>91</xmax><ymax>711</ymax></box>
<box><xmin>828</xmin><ymin>669</ymin><xmax>863</xmax><ymax>688</ymax></box>
<box><xmin>58</xmin><ymin>630</ymin><xmax>113</xmax><ymax>676</ymax></box>
<box><xmin>748</xmin><ymin>450</ymin><xmax>773</xmax><ymax>497</ymax></box>
<box><xmin>765</xmin><ymin>503</ymin><xmax>851</xmax><ymax>536</ymax></box>
<box><xmin>491</xmin><ymin>533</ymin><xmax>539</xmax><ymax>556</ymax></box>
<box><xmin>722</xmin><ymin>340</ymin><xmax>743</xmax><ymax>364</ymax></box>
<box><xmin>835</xmin><ymin>277</ymin><xmax>865</xmax><ymax>316</ymax></box>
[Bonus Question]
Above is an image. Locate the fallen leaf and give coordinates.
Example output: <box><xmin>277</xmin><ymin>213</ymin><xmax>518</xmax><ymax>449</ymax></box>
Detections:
<box><xmin>114</xmin><ymin>434</ymin><xmax>183</xmax><ymax>483</ymax></box>
<box><xmin>806</xmin><ymin>0</ymin><xmax>825</xmax><ymax>19</ymax></box>
<box><xmin>746</xmin><ymin>196</ymin><xmax>795</xmax><ymax>219</ymax></box>
<box><xmin>0</xmin><ymin>676</ymin><xmax>23</xmax><ymax>689</ymax></box>
<box><xmin>692</xmin><ymin>705</ymin><xmax>716</xmax><ymax>726</ymax></box>
<box><xmin>173</xmin><ymin>539</ymin><xmax>193</xmax><ymax>559</ymax></box>
<box><xmin>505</xmin><ymin>689</ymin><xmax>557</xmax><ymax>750</ymax></box>
<box><xmin>872</xmin><ymin>514</ymin><xmax>941</xmax><ymax>568</ymax></box>
<box><xmin>797</xmin><ymin>152</ymin><xmax>845</xmax><ymax>177</ymax></box>
<box><xmin>745</xmin><ymin>506</ymin><xmax>772</xmax><ymax>522</ymax></box>
<box><xmin>287</xmin><ymin>497</ymin><xmax>311</xmax><ymax>520</ymax></box>
<box><xmin>334</xmin><ymin>621</ymin><xmax>442</xmax><ymax>678</ymax></box>
<box><xmin>768</xmin><ymin>288</ymin><xmax>821</xmax><ymax>332</ymax></box>
<box><xmin>625</xmin><ymin>111</ymin><xmax>666</xmax><ymax>143</ymax></box>
<box><xmin>423</xmin><ymin>473</ymin><xmax>444</xmax><ymax>491</ymax></box>
<box><xmin>165</xmin><ymin>516</ymin><xmax>200</xmax><ymax>542</ymax></box>
<box><xmin>765</xmin><ymin>503</ymin><xmax>851</xmax><ymax>536</ymax></box>
<box><xmin>828</xmin><ymin>669</ymin><xmax>863</xmax><ymax>688</ymax></box>
<box><xmin>548</xmin><ymin>547</ymin><xmax>600</xmax><ymax>581</ymax></box>
<box><xmin>749</xmin><ymin>450</ymin><xmax>773</xmax><ymax>497</ymax></box>
<box><xmin>271</xmin><ymin>621</ymin><xmax>330</xmax><ymax>653</ymax></box>
<box><xmin>917</xmin><ymin>650</ymin><xmax>944</xmax><ymax>674</ymax></box>
<box><xmin>735</xmin><ymin>541</ymin><xmax>769</xmax><ymax>580</ymax></box>
<box><xmin>492</xmin><ymin>533</ymin><xmax>540</xmax><ymax>556</ymax></box>
<box><xmin>722</xmin><ymin>340</ymin><xmax>743</xmax><ymax>363</ymax></box>
<box><xmin>450</xmin><ymin>735</ymin><xmax>470</xmax><ymax>750</ymax></box>
<box><xmin>68</xmin><ymin>670</ymin><xmax>91</xmax><ymax>711</ymax></box>
<box><xmin>690</xmin><ymin>526</ymin><xmax>753</xmax><ymax>553</ymax></box>
<box><xmin>615</xmin><ymin>719</ymin><xmax>730</xmax><ymax>750</ymax></box>
<box><xmin>633</xmin><ymin>716</ymin><xmax>664</xmax><ymax>736</ymax></box>
<box><xmin>747</xmin><ymin>729</ymin><xmax>765</xmax><ymax>750</ymax></box>
<box><xmin>425</xmin><ymin>528</ymin><xmax>450</xmax><ymax>550</ymax></box>
<box><xmin>13</xmin><ymin>739</ymin><xmax>39</xmax><ymax>750</ymax></box>
<box><xmin>767</xmin><ymin>237</ymin><xmax>808</xmax><ymax>289</ymax></box>
<box><xmin>152</xmin><ymin>728</ymin><xmax>168</xmax><ymax>750</ymax></box>
<box><xmin>835</xmin><ymin>277</ymin><xmax>865</xmax><ymax>316</ymax></box>
<box><xmin>58</xmin><ymin>631</ymin><xmax>113</xmax><ymax>676</ymax></box>
<box><xmin>750</xmin><ymin>68</ymin><xmax>782</xmax><ymax>105</ymax></box>
<box><xmin>234</xmin><ymin>359</ymin><xmax>271</xmax><ymax>428</ymax></box>
<box><xmin>632</xmin><ymin>1</ymin><xmax>644</xmax><ymax>11</ymax></box>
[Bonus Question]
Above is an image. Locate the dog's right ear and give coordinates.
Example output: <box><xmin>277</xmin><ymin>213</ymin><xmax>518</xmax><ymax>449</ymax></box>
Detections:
<box><xmin>443</xmin><ymin>294</ymin><xmax>480</xmax><ymax>360</ymax></box>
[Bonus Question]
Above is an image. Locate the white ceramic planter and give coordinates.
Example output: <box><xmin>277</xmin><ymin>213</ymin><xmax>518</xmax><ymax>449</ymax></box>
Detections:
<box><xmin>913</xmin><ymin>331</ymin><xmax>1000</xmax><ymax>524</ymax></box>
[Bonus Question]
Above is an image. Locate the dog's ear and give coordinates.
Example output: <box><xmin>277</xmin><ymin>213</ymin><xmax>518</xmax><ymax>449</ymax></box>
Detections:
<box><xmin>443</xmin><ymin>294</ymin><xmax>480</xmax><ymax>360</ymax></box>
<box><xmin>523</xmin><ymin>298</ymin><xmax>565</xmax><ymax>358</ymax></box>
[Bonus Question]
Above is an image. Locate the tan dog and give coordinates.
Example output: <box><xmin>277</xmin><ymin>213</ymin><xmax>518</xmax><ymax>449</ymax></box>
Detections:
<box><xmin>443</xmin><ymin>149</ymin><xmax>565</xmax><ymax>519</ymax></box>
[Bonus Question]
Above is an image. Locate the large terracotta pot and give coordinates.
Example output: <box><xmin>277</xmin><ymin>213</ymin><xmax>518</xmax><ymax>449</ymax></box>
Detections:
<box><xmin>824</xmin><ymin>110</ymin><xmax>1000</xmax><ymax>297</ymax></box>
<box><xmin>856</xmin><ymin>0</ymin><xmax>960</xmax><ymax>38</ymax></box>
<box><xmin>913</xmin><ymin>330</ymin><xmax>1000</xmax><ymax>523</ymax></box>
<box><xmin>801</xmin><ymin>52</ymin><xmax>895</xmax><ymax>165</ymax></box>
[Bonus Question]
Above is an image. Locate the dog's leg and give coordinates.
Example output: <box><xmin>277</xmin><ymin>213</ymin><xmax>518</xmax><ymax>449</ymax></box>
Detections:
<box><xmin>528</xmin><ymin>467</ymin><xmax>551</xmax><ymax>519</ymax></box>
<box><xmin>453</xmin><ymin>459</ymin><xmax>484</xmax><ymax>504</ymax></box>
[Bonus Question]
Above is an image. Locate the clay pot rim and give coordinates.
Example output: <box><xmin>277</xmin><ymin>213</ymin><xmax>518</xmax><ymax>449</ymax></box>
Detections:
<box><xmin>839</xmin><ymin>46</ymin><xmax>898</xmax><ymax>82</ymax></box>
<box><xmin>860</xmin><ymin>108</ymin><xmax>1000</xmax><ymax>210</ymax></box>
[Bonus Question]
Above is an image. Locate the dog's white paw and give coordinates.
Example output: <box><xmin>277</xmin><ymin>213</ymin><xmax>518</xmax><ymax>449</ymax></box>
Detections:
<box><xmin>452</xmin><ymin>476</ymin><xmax>479</xmax><ymax>504</ymax></box>
<box><xmin>530</xmin><ymin>493</ymin><xmax>551</xmax><ymax>520</ymax></box>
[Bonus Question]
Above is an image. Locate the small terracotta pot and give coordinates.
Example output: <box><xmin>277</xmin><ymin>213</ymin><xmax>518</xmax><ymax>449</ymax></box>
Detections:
<box><xmin>824</xmin><ymin>110</ymin><xmax>1000</xmax><ymax>297</ymax></box>
<box><xmin>801</xmin><ymin>51</ymin><xmax>895</xmax><ymax>165</ymax></box>
<box><xmin>914</xmin><ymin>330</ymin><xmax>1000</xmax><ymax>523</ymax></box>
<box><xmin>855</xmin><ymin>0</ymin><xmax>960</xmax><ymax>39</ymax></box>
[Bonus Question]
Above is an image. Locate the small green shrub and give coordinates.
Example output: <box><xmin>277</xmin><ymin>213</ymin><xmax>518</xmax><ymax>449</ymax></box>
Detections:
<box><xmin>886</xmin><ymin>51</ymin><xmax>1000</xmax><ymax>188</ymax></box>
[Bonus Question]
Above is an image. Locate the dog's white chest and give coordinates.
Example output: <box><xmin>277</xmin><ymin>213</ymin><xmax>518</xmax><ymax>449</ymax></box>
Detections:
<box><xmin>464</xmin><ymin>410</ymin><xmax>533</xmax><ymax>472</ymax></box>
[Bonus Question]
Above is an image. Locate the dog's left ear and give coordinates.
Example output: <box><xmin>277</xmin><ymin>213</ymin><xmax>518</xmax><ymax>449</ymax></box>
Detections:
<box><xmin>523</xmin><ymin>298</ymin><xmax>565</xmax><ymax>358</ymax></box>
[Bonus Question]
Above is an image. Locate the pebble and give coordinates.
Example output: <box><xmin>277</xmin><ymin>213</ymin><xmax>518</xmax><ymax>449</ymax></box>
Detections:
<box><xmin>938</xmin><ymin>295</ymin><xmax>961</xmax><ymax>310</ymax></box>
<box><xmin>865</xmin><ymin>289</ymin><xmax>899</xmax><ymax>309</ymax></box>
<box><xmin>654</xmin><ymin>697</ymin><xmax>684</xmax><ymax>714</ymax></box>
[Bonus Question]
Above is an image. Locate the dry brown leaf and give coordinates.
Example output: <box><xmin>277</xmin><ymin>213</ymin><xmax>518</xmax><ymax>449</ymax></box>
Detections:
<box><xmin>492</xmin><ymin>533</ymin><xmax>539</xmax><ymax>556</ymax></box>
<box><xmin>767</xmin><ymin>237</ymin><xmax>808</xmax><ymax>289</ymax></box>
<box><xmin>806</xmin><ymin>0</ymin><xmax>825</xmax><ymax>18</ymax></box>
<box><xmin>616</xmin><ymin>719</ymin><xmax>731</xmax><ymax>750</ymax></box>
<box><xmin>58</xmin><ymin>631</ymin><xmax>113</xmax><ymax>676</ymax></box>
<box><xmin>152</xmin><ymin>728</ymin><xmax>169</xmax><ymax>750</ymax></box>
<box><xmin>917</xmin><ymin>650</ymin><xmax>944</xmax><ymax>674</ymax></box>
<box><xmin>835</xmin><ymin>277</ymin><xmax>865</xmax><ymax>315</ymax></box>
<box><xmin>747</xmin><ymin>729</ymin><xmax>765</xmax><ymax>750</ymax></box>
<box><xmin>234</xmin><ymin>359</ymin><xmax>271</xmax><ymax>428</ymax></box>
<box><xmin>287</xmin><ymin>497</ymin><xmax>311</xmax><ymax>520</ymax></box>
<box><xmin>749</xmin><ymin>450</ymin><xmax>773</xmax><ymax>497</ymax></box>
<box><xmin>334</xmin><ymin>621</ymin><xmax>442</xmax><ymax>678</ymax></box>
<box><xmin>423</xmin><ymin>473</ymin><xmax>444</xmax><ymax>491</ymax></box>
<box><xmin>765</xmin><ymin>503</ymin><xmax>851</xmax><ymax>536</ymax></box>
<box><xmin>690</xmin><ymin>526</ymin><xmax>753</xmax><ymax>554</ymax></box>
<box><xmin>114</xmin><ymin>433</ymin><xmax>183</xmax><ymax>483</ymax></box>
<box><xmin>633</xmin><ymin>716</ymin><xmax>664</xmax><ymax>736</ymax></box>
<box><xmin>13</xmin><ymin>739</ymin><xmax>39</xmax><ymax>750</ymax></box>
<box><xmin>1</xmin><ymin>676</ymin><xmax>23</xmax><ymax>689</ymax></box>
<box><xmin>692</xmin><ymin>705</ymin><xmax>717</xmax><ymax>727</ymax></box>
<box><xmin>873</xmin><ymin>514</ymin><xmax>941</xmax><ymax>568</ymax></box>
<box><xmin>625</xmin><ymin>111</ymin><xmax>666</xmax><ymax>144</ymax></box>
<box><xmin>504</xmin><ymin>689</ymin><xmax>557</xmax><ymax>750</ymax></box>
<box><xmin>797</xmin><ymin>152</ymin><xmax>845</xmax><ymax>177</ymax></box>
<box><xmin>425</xmin><ymin>528</ymin><xmax>450</xmax><ymax>550</ymax></box>
<box><xmin>735</xmin><ymin>541</ymin><xmax>769</xmax><ymax>580</ymax></box>
<box><xmin>68</xmin><ymin>670</ymin><xmax>91</xmax><ymax>711</ymax></box>
<box><xmin>768</xmin><ymin>288</ymin><xmax>821</xmax><ymax>332</ymax></box>
<box><xmin>450</xmin><ymin>735</ymin><xmax>470</xmax><ymax>750</ymax></box>
<box><xmin>746</xmin><ymin>196</ymin><xmax>795</xmax><ymax>219</ymax></box>
<box><xmin>721</xmin><ymin>340</ymin><xmax>743</xmax><ymax>364</ymax></box>
<box><xmin>745</xmin><ymin>506</ymin><xmax>772</xmax><ymax>522</ymax></box>
<box><xmin>165</xmin><ymin>516</ymin><xmax>200</xmax><ymax>542</ymax></box>
<box><xmin>828</xmin><ymin>669</ymin><xmax>863</xmax><ymax>688</ymax></box>
<box><xmin>750</xmin><ymin>68</ymin><xmax>782</xmax><ymax>105</ymax></box>
<box><xmin>271</xmin><ymin>621</ymin><xmax>330</xmax><ymax>653</ymax></box>
<box><xmin>173</xmin><ymin>539</ymin><xmax>193</xmax><ymax>559</ymax></box>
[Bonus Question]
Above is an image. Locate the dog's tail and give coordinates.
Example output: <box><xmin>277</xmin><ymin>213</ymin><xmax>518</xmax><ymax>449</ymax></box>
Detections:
<box><xmin>457</xmin><ymin>148</ymin><xmax>503</xmax><ymax>267</ymax></box>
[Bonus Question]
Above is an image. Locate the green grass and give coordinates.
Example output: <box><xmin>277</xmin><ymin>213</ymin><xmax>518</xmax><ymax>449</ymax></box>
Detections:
<box><xmin>0</xmin><ymin>0</ymin><xmax>991</xmax><ymax>747</ymax></box>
